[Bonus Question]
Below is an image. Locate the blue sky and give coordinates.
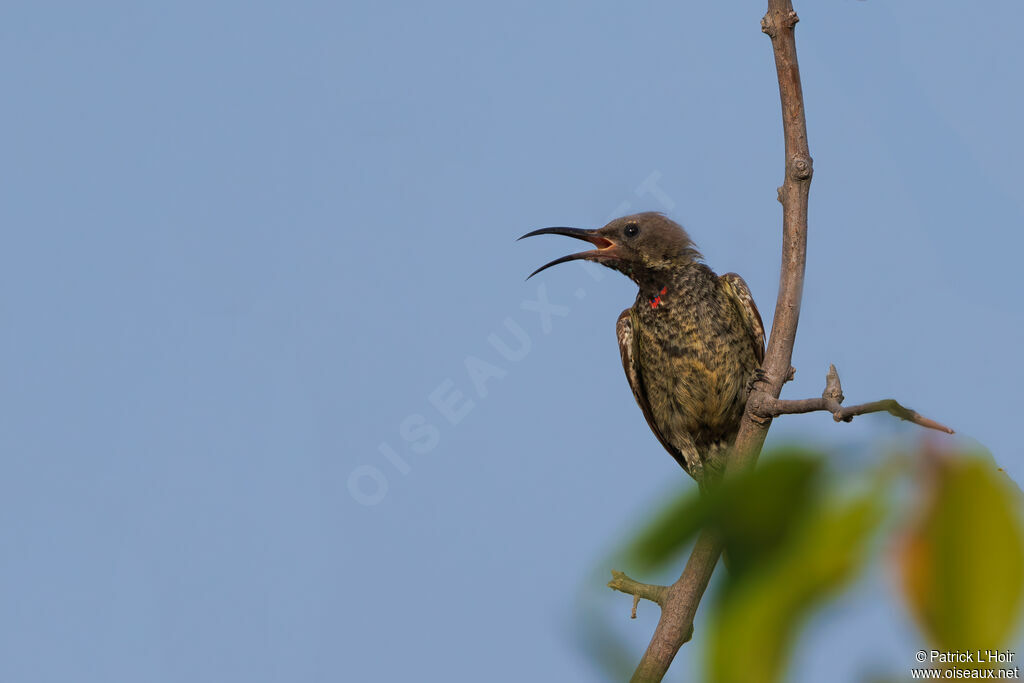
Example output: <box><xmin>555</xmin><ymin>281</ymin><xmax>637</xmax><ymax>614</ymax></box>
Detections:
<box><xmin>2</xmin><ymin>1</ymin><xmax>1022</xmax><ymax>681</ymax></box>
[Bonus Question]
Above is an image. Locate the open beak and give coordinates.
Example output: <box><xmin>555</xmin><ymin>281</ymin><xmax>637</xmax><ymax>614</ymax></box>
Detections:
<box><xmin>518</xmin><ymin>227</ymin><xmax>620</xmax><ymax>279</ymax></box>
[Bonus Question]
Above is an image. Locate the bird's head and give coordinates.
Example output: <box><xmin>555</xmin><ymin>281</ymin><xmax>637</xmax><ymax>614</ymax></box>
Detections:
<box><xmin>520</xmin><ymin>212</ymin><xmax>700</xmax><ymax>284</ymax></box>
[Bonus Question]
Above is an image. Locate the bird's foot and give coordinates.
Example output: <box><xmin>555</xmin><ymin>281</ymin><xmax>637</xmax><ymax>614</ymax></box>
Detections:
<box><xmin>747</xmin><ymin>367</ymin><xmax>769</xmax><ymax>393</ymax></box>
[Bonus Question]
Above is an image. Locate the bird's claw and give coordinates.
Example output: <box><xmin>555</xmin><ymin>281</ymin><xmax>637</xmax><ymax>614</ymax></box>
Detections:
<box><xmin>748</xmin><ymin>368</ymin><xmax>769</xmax><ymax>393</ymax></box>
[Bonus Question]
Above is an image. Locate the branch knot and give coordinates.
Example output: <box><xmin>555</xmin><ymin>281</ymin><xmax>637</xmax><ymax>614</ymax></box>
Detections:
<box><xmin>761</xmin><ymin>8</ymin><xmax>799</xmax><ymax>37</ymax></box>
<box><xmin>745</xmin><ymin>391</ymin><xmax>774</xmax><ymax>426</ymax></box>
<box><xmin>789</xmin><ymin>155</ymin><xmax>813</xmax><ymax>180</ymax></box>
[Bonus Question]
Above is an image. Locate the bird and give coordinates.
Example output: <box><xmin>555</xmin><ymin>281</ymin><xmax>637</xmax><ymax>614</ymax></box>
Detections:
<box><xmin>520</xmin><ymin>212</ymin><xmax>765</xmax><ymax>490</ymax></box>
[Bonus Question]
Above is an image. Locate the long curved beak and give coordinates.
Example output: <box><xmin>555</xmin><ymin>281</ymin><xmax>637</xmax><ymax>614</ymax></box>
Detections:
<box><xmin>518</xmin><ymin>227</ymin><xmax>620</xmax><ymax>279</ymax></box>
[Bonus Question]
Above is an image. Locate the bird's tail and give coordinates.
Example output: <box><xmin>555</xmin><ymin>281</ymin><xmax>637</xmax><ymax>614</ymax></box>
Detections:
<box><xmin>698</xmin><ymin>440</ymin><xmax>731</xmax><ymax>493</ymax></box>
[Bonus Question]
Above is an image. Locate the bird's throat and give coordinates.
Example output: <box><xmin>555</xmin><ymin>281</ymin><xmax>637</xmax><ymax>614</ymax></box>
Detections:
<box><xmin>649</xmin><ymin>286</ymin><xmax>669</xmax><ymax>309</ymax></box>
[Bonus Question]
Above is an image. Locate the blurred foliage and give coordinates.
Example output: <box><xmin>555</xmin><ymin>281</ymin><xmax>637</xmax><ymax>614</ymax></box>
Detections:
<box><xmin>896</xmin><ymin>446</ymin><xmax>1024</xmax><ymax>655</ymax></box>
<box><xmin>575</xmin><ymin>440</ymin><xmax>1024</xmax><ymax>683</ymax></box>
<box><xmin>707</xmin><ymin>486</ymin><xmax>885</xmax><ymax>683</ymax></box>
<box><xmin>625</xmin><ymin>447</ymin><xmax>825</xmax><ymax>577</ymax></box>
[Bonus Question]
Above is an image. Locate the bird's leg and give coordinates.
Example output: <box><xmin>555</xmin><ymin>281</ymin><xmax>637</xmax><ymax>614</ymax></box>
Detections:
<box><xmin>747</xmin><ymin>367</ymin><xmax>769</xmax><ymax>394</ymax></box>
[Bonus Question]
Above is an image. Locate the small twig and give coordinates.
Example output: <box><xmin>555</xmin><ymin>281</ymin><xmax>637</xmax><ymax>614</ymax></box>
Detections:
<box><xmin>608</xmin><ymin>570</ymin><xmax>668</xmax><ymax>618</ymax></box>
<box><xmin>750</xmin><ymin>364</ymin><xmax>954</xmax><ymax>434</ymax></box>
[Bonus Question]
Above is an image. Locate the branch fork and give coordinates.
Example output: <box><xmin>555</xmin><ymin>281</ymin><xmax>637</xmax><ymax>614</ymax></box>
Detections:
<box><xmin>750</xmin><ymin>364</ymin><xmax>954</xmax><ymax>434</ymax></box>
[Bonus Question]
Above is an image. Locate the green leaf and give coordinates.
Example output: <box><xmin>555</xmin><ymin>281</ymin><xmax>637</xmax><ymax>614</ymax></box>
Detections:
<box><xmin>623</xmin><ymin>447</ymin><xmax>825</xmax><ymax>574</ymax></box>
<box><xmin>706</xmin><ymin>489</ymin><xmax>886</xmax><ymax>683</ymax></box>
<box><xmin>712</xmin><ymin>451</ymin><xmax>825</xmax><ymax>578</ymax></box>
<box><xmin>897</xmin><ymin>450</ymin><xmax>1024</xmax><ymax>651</ymax></box>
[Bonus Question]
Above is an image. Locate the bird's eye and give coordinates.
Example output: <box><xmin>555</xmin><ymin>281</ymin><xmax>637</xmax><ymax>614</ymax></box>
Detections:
<box><xmin>624</xmin><ymin>223</ymin><xmax>639</xmax><ymax>237</ymax></box>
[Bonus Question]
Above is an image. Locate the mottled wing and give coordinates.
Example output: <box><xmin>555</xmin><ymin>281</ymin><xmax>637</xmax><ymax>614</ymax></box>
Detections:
<box><xmin>616</xmin><ymin>309</ymin><xmax>689</xmax><ymax>471</ymax></box>
<box><xmin>719</xmin><ymin>273</ymin><xmax>765</xmax><ymax>364</ymax></box>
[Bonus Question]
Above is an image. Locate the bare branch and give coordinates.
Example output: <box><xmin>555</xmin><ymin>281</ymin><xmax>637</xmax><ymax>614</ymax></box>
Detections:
<box><xmin>628</xmin><ymin>528</ymin><xmax>721</xmax><ymax>681</ymax></box>
<box><xmin>750</xmin><ymin>364</ymin><xmax>955</xmax><ymax>433</ymax></box>
<box><xmin>627</xmin><ymin>1</ymin><xmax>811</xmax><ymax>679</ymax></box>
<box><xmin>608</xmin><ymin>570</ymin><xmax>668</xmax><ymax>618</ymax></box>
<box><xmin>623</xmin><ymin>1</ymin><xmax>949</xmax><ymax>680</ymax></box>
<box><xmin>833</xmin><ymin>400</ymin><xmax>953</xmax><ymax>433</ymax></box>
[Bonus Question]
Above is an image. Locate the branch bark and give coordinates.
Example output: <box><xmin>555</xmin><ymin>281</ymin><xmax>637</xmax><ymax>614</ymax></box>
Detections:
<box><xmin>748</xmin><ymin>364</ymin><xmax>954</xmax><ymax>434</ymax></box>
<box><xmin>620</xmin><ymin>4</ymin><xmax>952</xmax><ymax>679</ymax></box>
<box><xmin>607</xmin><ymin>570</ymin><xmax>668</xmax><ymax>619</ymax></box>
<box><xmin>627</xmin><ymin>2</ymin><xmax>811</xmax><ymax>680</ymax></box>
